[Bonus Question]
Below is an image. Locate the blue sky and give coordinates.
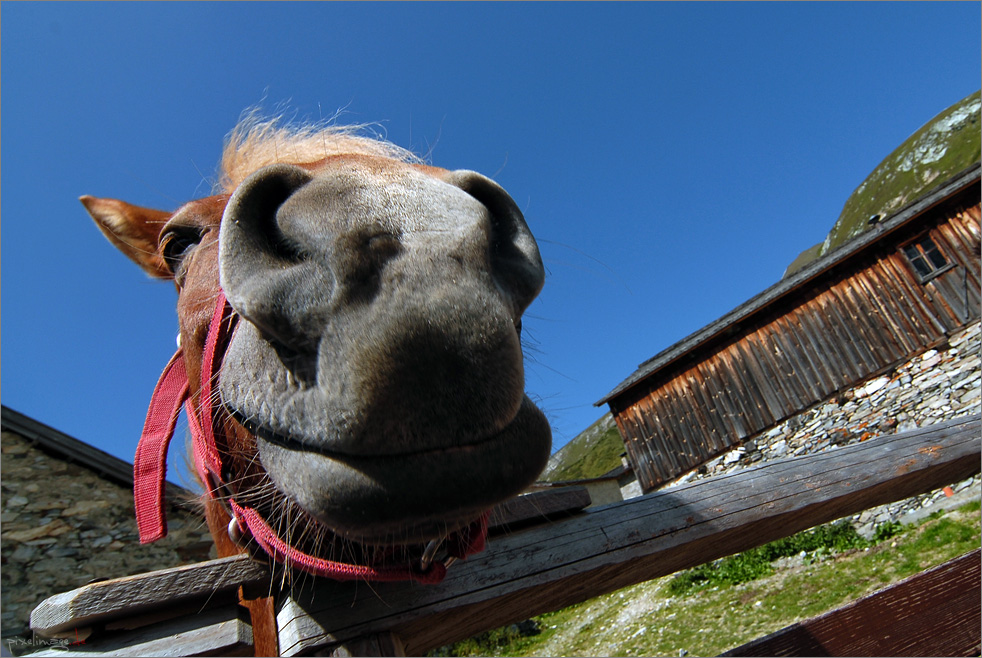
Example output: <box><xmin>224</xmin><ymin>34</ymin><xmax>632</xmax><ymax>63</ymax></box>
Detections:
<box><xmin>3</xmin><ymin>2</ymin><xmax>980</xmax><ymax>488</ymax></box>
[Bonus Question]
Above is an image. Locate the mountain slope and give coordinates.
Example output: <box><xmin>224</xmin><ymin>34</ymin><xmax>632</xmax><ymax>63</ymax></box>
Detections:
<box><xmin>541</xmin><ymin>413</ymin><xmax>625</xmax><ymax>482</ymax></box>
<box><xmin>786</xmin><ymin>90</ymin><xmax>980</xmax><ymax>277</ymax></box>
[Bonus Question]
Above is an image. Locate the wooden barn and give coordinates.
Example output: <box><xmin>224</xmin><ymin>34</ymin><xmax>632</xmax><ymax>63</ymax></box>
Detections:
<box><xmin>597</xmin><ymin>164</ymin><xmax>981</xmax><ymax>493</ymax></box>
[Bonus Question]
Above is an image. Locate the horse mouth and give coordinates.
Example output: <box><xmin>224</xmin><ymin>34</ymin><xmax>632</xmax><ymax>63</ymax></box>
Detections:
<box><xmin>224</xmin><ymin>395</ymin><xmax>551</xmax><ymax>544</ymax></box>
<box><xmin>236</xmin><ymin>409</ymin><xmax>517</xmax><ymax>461</ymax></box>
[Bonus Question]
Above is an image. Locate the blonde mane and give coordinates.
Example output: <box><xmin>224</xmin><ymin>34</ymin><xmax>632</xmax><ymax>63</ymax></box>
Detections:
<box><xmin>218</xmin><ymin>111</ymin><xmax>421</xmax><ymax>193</ymax></box>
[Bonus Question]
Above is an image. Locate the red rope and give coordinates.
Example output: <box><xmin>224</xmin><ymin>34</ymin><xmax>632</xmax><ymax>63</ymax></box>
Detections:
<box><xmin>132</xmin><ymin>289</ymin><xmax>488</xmax><ymax>582</ymax></box>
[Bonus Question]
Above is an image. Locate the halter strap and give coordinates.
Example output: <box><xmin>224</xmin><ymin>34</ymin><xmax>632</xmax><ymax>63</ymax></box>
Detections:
<box><xmin>134</xmin><ymin>350</ymin><xmax>189</xmax><ymax>543</ymax></box>
<box><xmin>133</xmin><ymin>289</ymin><xmax>488</xmax><ymax>583</ymax></box>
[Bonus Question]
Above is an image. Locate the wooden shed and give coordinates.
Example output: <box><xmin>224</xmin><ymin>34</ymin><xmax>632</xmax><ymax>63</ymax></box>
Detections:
<box><xmin>597</xmin><ymin>164</ymin><xmax>981</xmax><ymax>493</ymax></box>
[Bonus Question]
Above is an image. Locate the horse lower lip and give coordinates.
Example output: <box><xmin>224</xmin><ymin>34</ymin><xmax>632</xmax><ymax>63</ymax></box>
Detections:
<box><xmin>252</xmin><ymin>395</ymin><xmax>551</xmax><ymax>540</ymax></box>
<box><xmin>227</xmin><ymin>404</ymin><xmax>515</xmax><ymax>460</ymax></box>
<box><xmin>253</xmin><ymin>423</ymin><xmax>505</xmax><ymax>460</ymax></box>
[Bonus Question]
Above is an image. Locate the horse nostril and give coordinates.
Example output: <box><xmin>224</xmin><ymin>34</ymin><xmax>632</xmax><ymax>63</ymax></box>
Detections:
<box><xmin>338</xmin><ymin>230</ymin><xmax>403</xmax><ymax>303</ymax></box>
<box><xmin>443</xmin><ymin>171</ymin><xmax>545</xmax><ymax>315</ymax></box>
<box><xmin>220</xmin><ymin>164</ymin><xmax>331</xmax><ymax>354</ymax></box>
<box><xmin>223</xmin><ymin>164</ymin><xmax>312</xmax><ymax>264</ymax></box>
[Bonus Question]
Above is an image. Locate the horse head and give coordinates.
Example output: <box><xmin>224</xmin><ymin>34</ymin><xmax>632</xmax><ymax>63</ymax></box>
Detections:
<box><xmin>82</xmin><ymin>118</ymin><xmax>551</xmax><ymax>582</ymax></box>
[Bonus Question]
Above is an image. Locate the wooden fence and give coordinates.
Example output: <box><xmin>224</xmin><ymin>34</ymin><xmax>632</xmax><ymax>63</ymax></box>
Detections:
<box><xmin>29</xmin><ymin>415</ymin><xmax>981</xmax><ymax>656</ymax></box>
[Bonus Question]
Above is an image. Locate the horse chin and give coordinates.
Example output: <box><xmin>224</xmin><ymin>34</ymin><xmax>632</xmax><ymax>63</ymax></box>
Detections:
<box><xmin>245</xmin><ymin>396</ymin><xmax>551</xmax><ymax>545</ymax></box>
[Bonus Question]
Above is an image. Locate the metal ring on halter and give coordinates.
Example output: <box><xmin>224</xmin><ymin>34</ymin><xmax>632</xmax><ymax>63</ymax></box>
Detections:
<box><xmin>419</xmin><ymin>537</ymin><xmax>445</xmax><ymax>572</ymax></box>
<box><xmin>228</xmin><ymin>517</ymin><xmax>247</xmax><ymax>547</ymax></box>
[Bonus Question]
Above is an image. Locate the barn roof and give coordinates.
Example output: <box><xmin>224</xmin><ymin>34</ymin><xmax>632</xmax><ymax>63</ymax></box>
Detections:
<box><xmin>1</xmin><ymin>405</ymin><xmax>190</xmax><ymax>502</ymax></box>
<box><xmin>596</xmin><ymin>162</ymin><xmax>981</xmax><ymax>407</ymax></box>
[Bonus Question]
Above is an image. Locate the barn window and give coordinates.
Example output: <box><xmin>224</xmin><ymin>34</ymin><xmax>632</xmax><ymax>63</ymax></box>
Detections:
<box><xmin>902</xmin><ymin>235</ymin><xmax>952</xmax><ymax>282</ymax></box>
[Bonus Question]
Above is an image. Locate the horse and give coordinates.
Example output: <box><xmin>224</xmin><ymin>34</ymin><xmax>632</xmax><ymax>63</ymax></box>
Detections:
<box><xmin>81</xmin><ymin>115</ymin><xmax>552</xmax><ymax>653</ymax></box>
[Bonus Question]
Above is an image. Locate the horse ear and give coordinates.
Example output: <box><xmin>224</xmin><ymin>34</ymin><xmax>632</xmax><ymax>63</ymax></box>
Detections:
<box><xmin>80</xmin><ymin>195</ymin><xmax>174</xmax><ymax>279</ymax></box>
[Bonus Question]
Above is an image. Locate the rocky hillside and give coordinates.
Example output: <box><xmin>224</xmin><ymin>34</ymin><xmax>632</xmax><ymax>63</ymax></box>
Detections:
<box><xmin>786</xmin><ymin>90</ymin><xmax>980</xmax><ymax>277</ymax></box>
<box><xmin>540</xmin><ymin>413</ymin><xmax>624</xmax><ymax>482</ymax></box>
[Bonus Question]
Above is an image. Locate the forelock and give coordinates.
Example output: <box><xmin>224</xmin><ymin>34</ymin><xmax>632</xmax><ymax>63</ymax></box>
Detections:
<box><xmin>218</xmin><ymin>110</ymin><xmax>421</xmax><ymax>193</ymax></box>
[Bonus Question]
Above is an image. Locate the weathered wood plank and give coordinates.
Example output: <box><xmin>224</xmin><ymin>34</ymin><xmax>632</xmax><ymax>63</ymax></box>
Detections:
<box><xmin>27</xmin><ymin>604</ymin><xmax>252</xmax><ymax>657</ymax></box>
<box><xmin>276</xmin><ymin>416</ymin><xmax>980</xmax><ymax>656</ymax></box>
<box><xmin>30</xmin><ymin>554</ymin><xmax>271</xmax><ymax>636</ymax></box>
<box><xmin>488</xmin><ymin>487</ymin><xmax>591</xmax><ymax>534</ymax></box>
<box><xmin>27</xmin><ymin>488</ymin><xmax>587</xmax><ymax>640</ymax></box>
<box><xmin>722</xmin><ymin>548</ymin><xmax>982</xmax><ymax>657</ymax></box>
<box><xmin>687</xmin><ymin>369</ymin><xmax>727</xmax><ymax>454</ymax></box>
<box><xmin>317</xmin><ymin>632</ymin><xmax>407</xmax><ymax>657</ymax></box>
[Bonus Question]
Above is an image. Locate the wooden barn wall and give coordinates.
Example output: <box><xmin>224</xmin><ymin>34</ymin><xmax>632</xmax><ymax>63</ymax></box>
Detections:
<box><xmin>614</xmin><ymin>201</ymin><xmax>981</xmax><ymax>492</ymax></box>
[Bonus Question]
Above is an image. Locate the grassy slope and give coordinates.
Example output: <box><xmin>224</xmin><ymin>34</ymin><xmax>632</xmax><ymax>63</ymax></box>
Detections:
<box><xmin>443</xmin><ymin>501</ymin><xmax>980</xmax><ymax>657</ymax></box>
<box><xmin>541</xmin><ymin>414</ymin><xmax>625</xmax><ymax>482</ymax></box>
<box><xmin>786</xmin><ymin>90</ymin><xmax>980</xmax><ymax>277</ymax></box>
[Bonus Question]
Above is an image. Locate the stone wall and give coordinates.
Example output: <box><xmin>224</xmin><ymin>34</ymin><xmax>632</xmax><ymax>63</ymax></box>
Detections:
<box><xmin>1</xmin><ymin>429</ymin><xmax>215</xmax><ymax>642</ymax></box>
<box><xmin>664</xmin><ymin>320</ymin><xmax>981</xmax><ymax>534</ymax></box>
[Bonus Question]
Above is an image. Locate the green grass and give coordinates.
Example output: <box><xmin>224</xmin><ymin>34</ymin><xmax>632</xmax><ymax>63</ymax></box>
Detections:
<box><xmin>429</xmin><ymin>622</ymin><xmax>544</xmax><ymax>657</ymax></box>
<box><xmin>545</xmin><ymin>417</ymin><xmax>625</xmax><ymax>482</ymax></box>
<box><xmin>666</xmin><ymin>520</ymin><xmax>884</xmax><ymax>596</ymax></box>
<box><xmin>786</xmin><ymin>90</ymin><xmax>981</xmax><ymax>277</ymax></box>
<box><xmin>826</xmin><ymin>90</ymin><xmax>980</xmax><ymax>253</ymax></box>
<box><xmin>434</xmin><ymin>500</ymin><xmax>981</xmax><ymax>657</ymax></box>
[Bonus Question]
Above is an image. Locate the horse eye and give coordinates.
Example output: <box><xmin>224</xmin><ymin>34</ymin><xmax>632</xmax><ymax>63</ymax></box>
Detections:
<box><xmin>161</xmin><ymin>228</ymin><xmax>202</xmax><ymax>278</ymax></box>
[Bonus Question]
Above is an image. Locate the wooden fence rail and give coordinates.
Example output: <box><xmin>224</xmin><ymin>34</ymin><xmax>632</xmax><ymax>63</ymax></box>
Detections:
<box><xmin>277</xmin><ymin>414</ymin><xmax>980</xmax><ymax>656</ymax></box>
<box><xmin>29</xmin><ymin>415</ymin><xmax>980</xmax><ymax>657</ymax></box>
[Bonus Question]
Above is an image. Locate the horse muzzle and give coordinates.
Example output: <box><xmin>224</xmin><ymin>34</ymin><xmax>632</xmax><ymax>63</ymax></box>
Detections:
<box><xmin>215</xmin><ymin>159</ymin><xmax>552</xmax><ymax>542</ymax></box>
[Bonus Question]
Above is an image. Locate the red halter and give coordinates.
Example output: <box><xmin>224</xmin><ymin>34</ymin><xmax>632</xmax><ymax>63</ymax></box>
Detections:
<box><xmin>133</xmin><ymin>290</ymin><xmax>487</xmax><ymax>583</ymax></box>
